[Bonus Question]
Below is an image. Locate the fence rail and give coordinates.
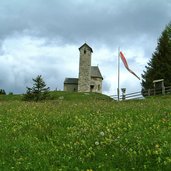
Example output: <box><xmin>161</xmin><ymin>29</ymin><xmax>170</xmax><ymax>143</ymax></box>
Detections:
<box><xmin>111</xmin><ymin>86</ymin><xmax>171</xmax><ymax>100</ymax></box>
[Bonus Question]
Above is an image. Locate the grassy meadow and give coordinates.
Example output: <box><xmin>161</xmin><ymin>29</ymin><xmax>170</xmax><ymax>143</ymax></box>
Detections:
<box><xmin>0</xmin><ymin>92</ymin><xmax>171</xmax><ymax>170</ymax></box>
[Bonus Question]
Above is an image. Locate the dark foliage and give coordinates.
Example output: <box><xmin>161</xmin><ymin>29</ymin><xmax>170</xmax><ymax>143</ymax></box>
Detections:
<box><xmin>142</xmin><ymin>22</ymin><xmax>171</xmax><ymax>91</ymax></box>
<box><xmin>8</xmin><ymin>92</ymin><xmax>13</xmax><ymax>95</ymax></box>
<box><xmin>0</xmin><ymin>89</ymin><xmax>6</xmax><ymax>95</ymax></box>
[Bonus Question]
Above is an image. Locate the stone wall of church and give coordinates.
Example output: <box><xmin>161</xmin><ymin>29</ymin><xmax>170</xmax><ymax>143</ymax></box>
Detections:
<box><xmin>90</xmin><ymin>77</ymin><xmax>102</xmax><ymax>93</ymax></box>
<box><xmin>64</xmin><ymin>84</ymin><xmax>78</xmax><ymax>92</ymax></box>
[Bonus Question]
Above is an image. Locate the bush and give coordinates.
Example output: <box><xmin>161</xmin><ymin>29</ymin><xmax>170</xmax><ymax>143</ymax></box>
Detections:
<box><xmin>8</xmin><ymin>92</ymin><xmax>13</xmax><ymax>95</ymax></box>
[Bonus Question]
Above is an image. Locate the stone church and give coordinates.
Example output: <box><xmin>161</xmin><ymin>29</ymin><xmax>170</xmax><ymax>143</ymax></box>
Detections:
<box><xmin>64</xmin><ymin>43</ymin><xmax>103</xmax><ymax>93</ymax></box>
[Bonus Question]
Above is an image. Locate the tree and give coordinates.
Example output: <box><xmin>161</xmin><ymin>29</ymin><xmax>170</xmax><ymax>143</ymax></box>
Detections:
<box><xmin>142</xmin><ymin>22</ymin><xmax>171</xmax><ymax>91</ymax></box>
<box><xmin>0</xmin><ymin>89</ymin><xmax>6</xmax><ymax>95</ymax></box>
<box><xmin>23</xmin><ymin>75</ymin><xmax>50</xmax><ymax>101</ymax></box>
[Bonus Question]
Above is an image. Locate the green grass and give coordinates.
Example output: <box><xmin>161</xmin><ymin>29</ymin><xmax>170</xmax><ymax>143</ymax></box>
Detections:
<box><xmin>0</xmin><ymin>94</ymin><xmax>23</xmax><ymax>101</ymax></box>
<box><xmin>0</xmin><ymin>92</ymin><xmax>171</xmax><ymax>170</ymax></box>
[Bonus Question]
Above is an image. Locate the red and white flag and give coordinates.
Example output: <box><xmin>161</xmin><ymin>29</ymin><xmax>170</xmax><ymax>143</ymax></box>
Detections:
<box><xmin>120</xmin><ymin>51</ymin><xmax>140</xmax><ymax>80</ymax></box>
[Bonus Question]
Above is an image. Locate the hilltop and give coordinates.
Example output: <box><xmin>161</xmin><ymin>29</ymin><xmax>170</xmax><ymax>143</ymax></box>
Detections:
<box><xmin>0</xmin><ymin>91</ymin><xmax>112</xmax><ymax>101</ymax></box>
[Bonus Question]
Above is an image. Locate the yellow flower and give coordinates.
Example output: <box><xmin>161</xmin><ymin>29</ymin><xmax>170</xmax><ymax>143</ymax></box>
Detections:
<box><xmin>155</xmin><ymin>144</ymin><xmax>160</xmax><ymax>148</ymax></box>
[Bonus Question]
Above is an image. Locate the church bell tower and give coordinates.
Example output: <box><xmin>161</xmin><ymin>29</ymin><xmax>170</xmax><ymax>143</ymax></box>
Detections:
<box><xmin>78</xmin><ymin>43</ymin><xmax>93</xmax><ymax>92</ymax></box>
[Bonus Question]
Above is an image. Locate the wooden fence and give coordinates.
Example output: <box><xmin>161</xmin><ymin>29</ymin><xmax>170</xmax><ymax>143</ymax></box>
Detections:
<box><xmin>111</xmin><ymin>86</ymin><xmax>171</xmax><ymax>101</ymax></box>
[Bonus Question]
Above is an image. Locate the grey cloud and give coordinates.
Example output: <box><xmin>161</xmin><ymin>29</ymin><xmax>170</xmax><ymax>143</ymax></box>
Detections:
<box><xmin>0</xmin><ymin>0</ymin><xmax>170</xmax><ymax>46</ymax></box>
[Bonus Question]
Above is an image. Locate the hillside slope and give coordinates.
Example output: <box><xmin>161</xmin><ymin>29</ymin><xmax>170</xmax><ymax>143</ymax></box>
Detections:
<box><xmin>0</xmin><ymin>93</ymin><xmax>171</xmax><ymax>170</ymax></box>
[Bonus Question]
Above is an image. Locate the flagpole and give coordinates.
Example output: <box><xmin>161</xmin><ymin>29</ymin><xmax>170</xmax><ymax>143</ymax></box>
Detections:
<box><xmin>117</xmin><ymin>47</ymin><xmax>120</xmax><ymax>101</ymax></box>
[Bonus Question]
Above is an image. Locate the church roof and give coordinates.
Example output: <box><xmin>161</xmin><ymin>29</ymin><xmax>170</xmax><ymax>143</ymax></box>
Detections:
<box><xmin>79</xmin><ymin>43</ymin><xmax>93</xmax><ymax>53</ymax></box>
<box><xmin>64</xmin><ymin>78</ymin><xmax>78</xmax><ymax>84</ymax></box>
<box><xmin>64</xmin><ymin>66</ymin><xmax>103</xmax><ymax>85</ymax></box>
<box><xmin>91</xmin><ymin>66</ymin><xmax>103</xmax><ymax>79</ymax></box>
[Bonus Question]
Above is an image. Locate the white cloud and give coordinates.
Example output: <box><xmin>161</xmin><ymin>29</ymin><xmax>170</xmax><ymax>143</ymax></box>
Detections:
<box><xmin>0</xmin><ymin>34</ymin><xmax>145</xmax><ymax>95</ymax></box>
<box><xmin>0</xmin><ymin>35</ymin><xmax>81</xmax><ymax>93</ymax></box>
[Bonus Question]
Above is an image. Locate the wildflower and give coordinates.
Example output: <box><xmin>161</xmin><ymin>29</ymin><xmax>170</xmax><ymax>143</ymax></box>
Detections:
<box><xmin>155</xmin><ymin>144</ymin><xmax>160</xmax><ymax>148</ymax></box>
<box><xmin>100</xmin><ymin>131</ymin><xmax>105</xmax><ymax>136</ymax></box>
<box><xmin>95</xmin><ymin>141</ymin><xmax>99</xmax><ymax>146</ymax></box>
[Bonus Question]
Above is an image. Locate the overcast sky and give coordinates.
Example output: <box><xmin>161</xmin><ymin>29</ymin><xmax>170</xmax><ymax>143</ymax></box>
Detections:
<box><xmin>0</xmin><ymin>0</ymin><xmax>171</xmax><ymax>95</ymax></box>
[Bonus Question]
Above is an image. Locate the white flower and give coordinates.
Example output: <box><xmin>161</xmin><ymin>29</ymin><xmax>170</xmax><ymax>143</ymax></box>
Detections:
<box><xmin>95</xmin><ymin>141</ymin><xmax>100</xmax><ymax>146</ymax></box>
<box><xmin>100</xmin><ymin>131</ymin><xmax>105</xmax><ymax>136</ymax></box>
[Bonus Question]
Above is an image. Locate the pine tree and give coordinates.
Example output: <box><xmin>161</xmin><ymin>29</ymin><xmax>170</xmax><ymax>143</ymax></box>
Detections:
<box><xmin>142</xmin><ymin>22</ymin><xmax>171</xmax><ymax>91</ymax></box>
<box><xmin>23</xmin><ymin>75</ymin><xmax>50</xmax><ymax>101</ymax></box>
<box><xmin>0</xmin><ymin>89</ymin><xmax>6</xmax><ymax>95</ymax></box>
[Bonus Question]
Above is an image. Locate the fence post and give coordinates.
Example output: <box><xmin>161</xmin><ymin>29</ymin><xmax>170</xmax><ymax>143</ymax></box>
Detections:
<box><xmin>162</xmin><ymin>82</ymin><xmax>165</xmax><ymax>95</ymax></box>
<box><xmin>163</xmin><ymin>87</ymin><xmax>165</xmax><ymax>95</ymax></box>
<box><xmin>121</xmin><ymin>88</ymin><xmax>126</xmax><ymax>100</ymax></box>
<box><xmin>148</xmin><ymin>89</ymin><xmax>151</xmax><ymax>96</ymax></box>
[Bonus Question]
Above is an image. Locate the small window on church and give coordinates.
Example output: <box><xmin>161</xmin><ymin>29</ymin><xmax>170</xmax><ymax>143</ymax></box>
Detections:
<box><xmin>90</xmin><ymin>85</ymin><xmax>94</xmax><ymax>92</ymax></box>
<box><xmin>84</xmin><ymin>50</ymin><xmax>86</xmax><ymax>54</ymax></box>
